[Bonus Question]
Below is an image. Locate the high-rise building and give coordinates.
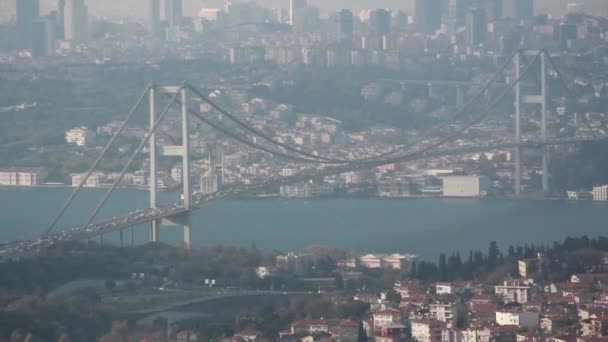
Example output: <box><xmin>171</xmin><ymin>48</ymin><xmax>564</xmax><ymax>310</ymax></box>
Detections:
<box><xmin>370</xmin><ymin>8</ymin><xmax>391</xmax><ymax>36</ymax></box>
<box><xmin>556</xmin><ymin>22</ymin><xmax>577</xmax><ymax>49</ymax></box>
<box><xmin>441</xmin><ymin>0</ymin><xmax>469</xmax><ymax>35</ymax></box>
<box><xmin>57</xmin><ymin>0</ymin><xmax>65</xmax><ymax>39</ymax></box>
<box><xmin>503</xmin><ymin>0</ymin><xmax>534</xmax><ymax>20</ymax></box>
<box><xmin>147</xmin><ymin>0</ymin><xmax>161</xmax><ymax>38</ymax></box>
<box><xmin>32</xmin><ymin>17</ymin><xmax>54</xmax><ymax>57</ymax></box>
<box><xmin>64</xmin><ymin>0</ymin><xmax>88</xmax><ymax>41</ymax></box>
<box><xmin>338</xmin><ymin>9</ymin><xmax>354</xmax><ymax>44</ymax></box>
<box><xmin>485</xmin><ymin>0</ymin><xmax>503</xmax><ymax>21</ymax></box>
<box><xmin>164</xmin><ymin>0</ymin><xmax>182</xmax><ymax>27</ymax></box>
<box><xmin>16</xmin><ymin>0</ymin><xmax>40</xmax><ymax>48</ymax></box>
<box><xmin>416</xmin><ymin>0</ymin><xmax>441</xmax><ymax>34</ymax></box>
<box><xmin>289</xmin><ymin>0</ymin><xmax>307</xmax><ymax>26</ymax></box>
<box><xmin>466</xmin><ymin>7</ymin><xmax>487</xmax><ymax>45</ymax></box>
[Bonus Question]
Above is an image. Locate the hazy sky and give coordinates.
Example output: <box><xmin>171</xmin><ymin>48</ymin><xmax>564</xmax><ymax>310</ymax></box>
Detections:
<box><xmin>1</xmin><ymin>0</ymin><xmax>606</xmax><ymax>21</ymax></box>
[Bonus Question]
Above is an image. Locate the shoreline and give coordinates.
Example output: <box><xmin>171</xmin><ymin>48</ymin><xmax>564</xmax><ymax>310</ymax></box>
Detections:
<box><xmin>1</xmin><ymin>185</ymin><xmax>606</xmax><ymax>204</ymax></box>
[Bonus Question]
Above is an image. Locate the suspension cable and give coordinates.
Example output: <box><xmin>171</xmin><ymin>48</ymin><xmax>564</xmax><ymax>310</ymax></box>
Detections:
<box><xmin>187</xmin><ymin>49</ymin><xmax>520</xmax><ymax>164</ymax></box>
<box><xmin>43</xmin><ymin>84</ymin><xmax>152</xmax><ymax>236</ymax></box>
<box><xmin>80</xmin><ymin>88</ymin><xmax>183</xmax><ymax>231</ymax></box>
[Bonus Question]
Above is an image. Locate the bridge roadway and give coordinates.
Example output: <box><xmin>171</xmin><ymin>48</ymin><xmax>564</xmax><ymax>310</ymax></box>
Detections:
<box><xmin>0</xmin><ymin>135</ymin><xmax>604</xmax><ymax>257</ymax></box>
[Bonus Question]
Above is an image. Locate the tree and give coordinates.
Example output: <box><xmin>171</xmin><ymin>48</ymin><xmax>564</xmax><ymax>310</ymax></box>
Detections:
<box><xmin>357</xmin><ymin>321</ymin><xmax>367</xmax><ymax>342</ymax></box>
<box><xmin>439</xmin><ymin>254</ymin><xmax>447</xmax><ymax>281</ymax></box>
<box><xmin>385</xmin><ymin>290</ymin><xmax>402</xmax><ymax>304</ymax></box>
<box><xmin>487</xmin><ymin>241</ymin><xmax>500</xmax><ymax>268</ymax></box>
<box><xmin>508</xmin><ymin>245</ymin><xmax>515</xmax><ymax>258</ymax></box>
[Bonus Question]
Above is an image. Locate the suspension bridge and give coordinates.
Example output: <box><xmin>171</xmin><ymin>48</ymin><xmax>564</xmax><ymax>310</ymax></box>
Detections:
<box><xmin>1</xmin><ymin>49</ymin><xmax>606</xmax><ymax>257</ymax></box>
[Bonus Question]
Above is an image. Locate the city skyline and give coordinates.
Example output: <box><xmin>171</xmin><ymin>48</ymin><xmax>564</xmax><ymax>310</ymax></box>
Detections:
<box><xmin>2</xmin><ymin>0</ymin><xmax>608</xmax><ymax>22</ymax></box>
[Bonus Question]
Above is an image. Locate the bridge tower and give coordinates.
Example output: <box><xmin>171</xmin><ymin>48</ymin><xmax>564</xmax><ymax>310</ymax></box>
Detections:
<box><xmin>149</xmin><ymin>85</ymin><xmax>193</xmax><ymax>248</ymax></box>
<box><xmin>514</xmin><ymin>50</ymin><xmax>549</xmax><ymax>196</ymax></box>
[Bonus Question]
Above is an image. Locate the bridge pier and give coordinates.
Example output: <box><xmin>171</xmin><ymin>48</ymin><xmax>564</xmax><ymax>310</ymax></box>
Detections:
<box><xmin>427</xmin><ymin>82</ymin><xmax>435</xmax><ymax>99</ymax></box>
<box><xmin>119</xmin><ymin>229</ymin><xmax>124</xmax><ymax>248</ymax></box>
<box><xmin>100</xmin><ymin>234</ymin><xmax>104</xmax><ymax>246</ymax></box>
<box><xmin>131</xmin><ymin>225</ymin><xmax>135</xmax><ymax>247</ymax></box>
<box><xmin>456</xmin><ymin>86</ymin><xmax>464</xmax><ymax>108</ymax></box>
<box><xmin>540</xmin><ymin>52</ymin><xmax>550</xmax><ymax>195</ymax></box>
<box><xmin>149</xmin><ymin>85</ymin><xmax>159</xmax><ymax>243</ymax></box>
<box><xmin>184</xmin><ymin>225</ymin><xmax>191</xmax><ymax>250</ymax></box>
<box><xmin>514</xmin><ymin>52</ymin><xmax>522</xmax><ymax>196</ymax></box>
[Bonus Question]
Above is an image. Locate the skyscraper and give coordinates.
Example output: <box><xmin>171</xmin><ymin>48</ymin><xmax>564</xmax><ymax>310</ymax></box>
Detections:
<box><xmin>164</xmin><ymin>0</ymin><xmax>182</xmax><ymax>27</ymax></box>
<box><xmin>16</xmin><ymin>0</ymin><xmax>40</xmax><ymax>48</ymax></box>
<box><xmin>57</xmin><ymin>0</ymin><xmax>65</xmax><ymax>39</ymax></box>
<box><xmin>370</xmin><ymin>8</ymin><xmax>391</xmax><ymax>36</ymax></box>
<box><xmin>503</xmin><ymin>0</ymin><xmax>534</xmax><ymax>20</ymax></box>
<box><xmin>485</xmin><ymin>0</ymin><xmax>503</xmax><ymax>21</ymax></box>
<box><xmin>556</xmin><ymin>22</ymin><xmax>577</xmax><ymax>49</ymax></box>
<box><xmin>416</xmin><ymin>0</ymin><xmax>441</xmax><ymax>34</ymax></box>
<box><xmin>466</xmin><ymin>7</ymin><xmax>487</xmax><ymax>45</ymax></box>
<box><xmin>289</xmin><ymin>0</ymin><xmax>307</xmax><ymax>26</ymax></box>
<box><xmin>148</xmin><ymin>0</ymin><xmax>161</xmax><ymax>39</ymax></box>
<box><xmin>32</xmin><ymin>17</ymin><xmax>55</xmax><ymax>57</ymax></box>
<box><xmin>338</xmin><ymin>9</ymin><xmax>354</xmax><ymax>44</ymax></box>
<box><xmin>441</xmin><ymin>0</ymin><xmax>469</xmax><ymax>35</ymax></box>
<box><xmin>64</xmin><ymin>0</ymin><xmax>88</xmax><ymax>41</ymax></box>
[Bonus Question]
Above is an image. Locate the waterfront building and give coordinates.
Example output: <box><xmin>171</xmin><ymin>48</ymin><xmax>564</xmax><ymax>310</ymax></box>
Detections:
<box><xmin>592</xmin><ymin>185</ymin><xmax>608</xmax><ymax>201</ymax></box>
<box><xmin>0</xmin><ymin>168</ymin><xmax>46</xmax><ymax>186</ymax></box>
<box><xmin>442</xmin><ymin>176</ymin><xmax>489</xmax><ymax>197</ymax></box>
<box><xmin>279</xmin><ymin>183</ymin><xmax>335</xmax><ymax>198</ymax></box>
<box><xmin>71</xmin><ymin>173</ymin><xmax>103</xmax><ymax>187</ymax></box>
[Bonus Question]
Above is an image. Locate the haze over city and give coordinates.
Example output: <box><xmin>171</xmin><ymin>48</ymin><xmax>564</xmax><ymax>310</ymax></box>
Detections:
<box><xmin>1</xmin><ymin>0</ymin><xmax>608</xmax><ymax>21</ymax></box>
<box><xmin>1</xmin><ymin>0</ymin><xmax>608</xmax><ymax>341</ymax></box>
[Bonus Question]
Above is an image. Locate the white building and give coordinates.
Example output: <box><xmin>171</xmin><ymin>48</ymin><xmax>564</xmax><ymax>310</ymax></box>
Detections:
<box><xmin>71</xmin><ymin>173</ymin><xmax>104</xmax><ymax>187</ymax></box>
<box><xmin>430</xmin><ymin>301</ymin><xmax>459</xmax><ymax>324</ymax></box>
<box><xmin>495</xmin><ymin>280</ymin><xmax>531</xmax><ymax>304</ymax></box>
<box><xmin>359</xmin><ymin>253</ymin><xmax>417</xmax><ymax>272</ymax></box>
<box><xmin>280</xmin><ymin>168</ymin><xmax>293</xmax><ymax>177</ymax></box>
<box><xmin>0</xmin><ymin>168</ymin><xmax>46</xmax><ymax>186</ymax></box>
<box><xmin>279</xmin><ymin>183</ymin><xmax>335</xmax><ymax>198</ymax></box>
<box><xmin>171</xmin><ymin>167</ymin><xmax>182</xmax><ymax>183</ymax></box>
<box><xmin>435</xmin><ymin>283</ymin><xmax>469</xmax><ymax>295</ymax></box>
<box><xmin>593</xmin><ymin>185</ymin><xmax>608</xmax><ymax>201</ymax></box>
<box><xmin>411</xmin><ymin>320</ymin><xmax>444</xmax><ymax>342</ymax></box>
<box><xmin>496</xmin><ymin>310</ymin><xmax>539</xmax><ymax>329</ymax></box>
<box><xmin>65</xmin><ymin>127</ymin><xmax>96</xmax><ymax>147</ymax></box>
<box><xmin>442</xmin><ymin>176</ymin><xmax>489</xmax><ymax>197</ymax></box>
<box><xmin>64</xmin><ymin>0</ymin><xmax>88</xmax><ymax>41</ymax></box>
<box><xmin>255</xmin><ymin>266</ymin><xmax>271</xmax><ymax>279</ymax></box>
<box><xmin>373</xmin><ymin>308</ymin><xmax>402</xmax><ymax>329</ymax></box>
